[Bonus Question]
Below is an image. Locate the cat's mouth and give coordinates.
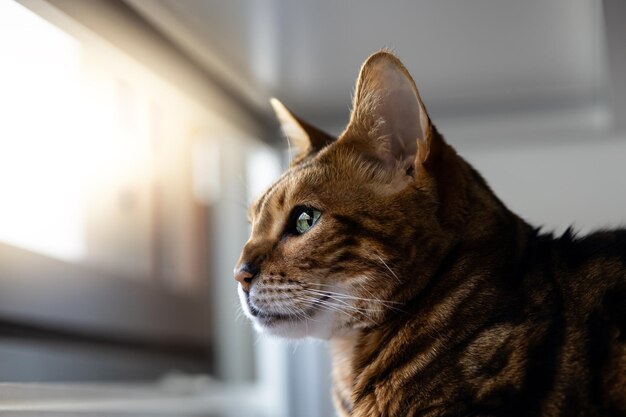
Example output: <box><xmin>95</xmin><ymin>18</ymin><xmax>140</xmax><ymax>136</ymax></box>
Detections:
<box><xmin>245</xmin><ymin>292</ymin><xmax>330</xmax><ymax>323</ymax></box>
<box><xmin>248</xmin><ymin>304</ymin><xmax>293</xmax><ymax>321</ymax></box>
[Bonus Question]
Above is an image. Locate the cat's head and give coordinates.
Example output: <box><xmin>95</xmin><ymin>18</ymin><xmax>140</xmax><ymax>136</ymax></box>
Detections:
<box><xmin>234</xmin><ymin>51</ymin><xmax>477</xmax><ymax>339</ymax></box>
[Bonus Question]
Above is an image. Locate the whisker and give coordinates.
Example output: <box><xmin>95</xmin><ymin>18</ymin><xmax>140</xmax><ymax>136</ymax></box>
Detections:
<box><xmin>303</xmin><ymin>291</ymin><xmax>357</xmax><ymax>309</ymax></box>
<box><xmin>310</xmin><ymin>283</ymin><xmax>407</xmax><ymax>309</ymax></box>
<box><xmin>312</xmin><ymin>283</ymin><xmax>404</xmax><ymax>304</ymax></box>
<box><xmin>376</xmin><ymin>255</ymin><xmax>402</xmax><ymax>284</ymax></box>
<box><xmin>300</xmin><ymin>293</ymin><xmax>386</xmax><ymax>314</ymax></box>
<box><xmin>234</xmin><ymin>305</ymin><xmax>248</xmax><ymax>323</ymax></box>
<box><xmin>304</xmin><ymin>288</ymin><xmax>408</xmax><ymax>314</ymax></box>
<box><xmin>304</xmin><ymin>287</ymin><xmax>404</xmax><ymax>306</ymax></box>
<box><xmin>298</xmin><ymin>295</ymin><xmax>360</xmax><ymax>321</ymax></box>
<box><xmin>351</xmin><ymin>279</ymin><xmax>391</xmax><ymax>307</ymax></box>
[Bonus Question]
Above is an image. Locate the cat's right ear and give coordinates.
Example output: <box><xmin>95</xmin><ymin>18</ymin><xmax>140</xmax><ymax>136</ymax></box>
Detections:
<box><xmin>341</xmin><ymin>51</ymin><xmax>444</xmax><ymax>174</ymax></box>
<box><xmin>270</xmin><ymin>98</ymin><xmax>335</xmax><ymax>160</ymax></box>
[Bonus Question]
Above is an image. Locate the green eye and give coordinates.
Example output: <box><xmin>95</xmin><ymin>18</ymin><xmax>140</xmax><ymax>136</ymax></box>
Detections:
<box><xmin>295</xmin><ymin>208</ymin><xmax>321</xmax><ymax>234</ymax></box>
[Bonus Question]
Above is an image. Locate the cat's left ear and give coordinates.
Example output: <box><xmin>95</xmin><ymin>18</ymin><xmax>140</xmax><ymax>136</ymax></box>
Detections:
<box><xmin>270</xmin><ymin>98</ymin><xmax>335</xmax><ymax>160</ymax></box>
<box><xmin>342</xmin><ymin>51</ymin><xmax>443</xmax><ymax>173</ymax></box>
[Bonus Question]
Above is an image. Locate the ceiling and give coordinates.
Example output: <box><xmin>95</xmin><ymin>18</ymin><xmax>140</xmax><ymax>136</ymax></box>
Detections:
<box><xmin>126</xmin><ymin>0</ymin><xmax>613</xmax><ymax>135</ymax></box>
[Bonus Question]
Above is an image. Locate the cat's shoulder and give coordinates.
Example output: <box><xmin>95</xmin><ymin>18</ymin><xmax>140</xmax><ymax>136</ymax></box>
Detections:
<box><xmin>545</xmin><ymin>227</ymin><xmax>626</xmax><ymax>298</ymax></box>
<box><xmin>555</xmin><ymin>227</ymin><xmax>626</xmax><ymax>264</ymax></box>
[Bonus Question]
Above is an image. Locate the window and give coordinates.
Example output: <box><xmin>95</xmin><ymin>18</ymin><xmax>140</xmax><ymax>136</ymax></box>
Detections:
<box><xmin>0</xmin><ymin>0</ymin><xmax>236</xmax><ymax>381</ymax></box>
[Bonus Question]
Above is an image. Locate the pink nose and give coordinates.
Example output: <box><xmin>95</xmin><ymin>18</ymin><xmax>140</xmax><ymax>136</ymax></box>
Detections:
<box><xmin>233</xmin><ymin>263</ymin><xmax>257</xmax><ymax>292</ymax></box>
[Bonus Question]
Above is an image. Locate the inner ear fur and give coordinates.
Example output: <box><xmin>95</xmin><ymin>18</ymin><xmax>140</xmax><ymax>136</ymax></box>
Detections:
<box><xmin>270</xmin><ymin>98</ymin><xmax>335</xmax><ymax>162</ymax></box>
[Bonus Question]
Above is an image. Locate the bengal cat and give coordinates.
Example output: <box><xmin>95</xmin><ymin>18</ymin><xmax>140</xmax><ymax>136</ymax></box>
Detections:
<box><xmin>234</xmin><ymin>51</ymin><xmax>626</xmax><ymax>417</ymax></box>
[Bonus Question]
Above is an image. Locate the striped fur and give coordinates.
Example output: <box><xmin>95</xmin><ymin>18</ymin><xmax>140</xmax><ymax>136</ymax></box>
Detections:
<box><xmin>234</xmin><ymin>51</ymin><xmax>626</xmax><ymax>416</ymax></box>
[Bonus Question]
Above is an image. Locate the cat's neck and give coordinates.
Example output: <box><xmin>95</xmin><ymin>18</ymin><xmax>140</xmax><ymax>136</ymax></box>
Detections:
<box><xmin>328</xmin><ymin>143</ymin><xmax>539</xmax><ymax>412</ymax></box>
<box><xmin>328</xmin><ymin>206</ymin><xmax>535</xmax><ymax>414</ymax></box>
<box><xmin>330</xmin><ymin>337</ymin><xmax>358</xmax><ymax>416</ymax></box>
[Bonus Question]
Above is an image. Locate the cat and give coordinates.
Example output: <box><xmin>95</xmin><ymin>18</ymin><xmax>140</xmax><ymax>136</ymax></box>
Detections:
<box><xmin>234</xmin><ymin>51</ymin><xmax>626</xmax><ymax>417</ymax></box>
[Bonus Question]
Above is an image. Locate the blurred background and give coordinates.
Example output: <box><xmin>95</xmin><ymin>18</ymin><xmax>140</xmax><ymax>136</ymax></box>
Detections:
<box><xmin>0</xmin><ymin>0</ymin><xmax>624</xmax><ymax>416</ymax></box>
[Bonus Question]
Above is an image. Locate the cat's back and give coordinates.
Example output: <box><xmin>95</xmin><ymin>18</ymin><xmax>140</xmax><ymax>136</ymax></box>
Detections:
<box><xmin>554</xmin><ymin>228</ymin><xmax>626</xmax><ymax>304</ymax></box>
<box><xmin>550</xmin><ymin>228</ymin><xmax>626</xmax><ymax>415</ymax></box>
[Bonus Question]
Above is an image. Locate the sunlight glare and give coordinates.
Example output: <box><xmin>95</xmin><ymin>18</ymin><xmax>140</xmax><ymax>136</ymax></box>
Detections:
<box><xmin>0</xmin><ymin>1</ymin><xmax>87</xmax><ymax>260</ymax></box>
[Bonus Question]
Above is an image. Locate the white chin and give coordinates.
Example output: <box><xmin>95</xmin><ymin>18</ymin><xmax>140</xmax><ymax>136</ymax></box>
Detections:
<box><xmin>238</xmin><ymin>286</ymin><xmax>334</xmax><ymax>339</ymax></box>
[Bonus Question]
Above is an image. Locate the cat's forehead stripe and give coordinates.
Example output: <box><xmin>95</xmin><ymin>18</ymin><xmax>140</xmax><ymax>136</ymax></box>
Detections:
<box><xmin>254</xmin><ymin>162</ymin><xmax>320</xmax><ymax>217</ymax></box>
<box><xmin>252</xmin><ymin>169</ymin><xmax>309</xmax><ymax>236</ymax></box>
<box><xmin>254</xmin><ymin>170</ymin><xmax>291</xmax><ymax>216</ymax></box>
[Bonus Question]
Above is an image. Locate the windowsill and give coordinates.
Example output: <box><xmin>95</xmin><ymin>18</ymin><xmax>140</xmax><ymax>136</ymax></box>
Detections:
<box><xmin>0</xmin><ymin>376</ymin><xmax>265</xmax><ymax>416</ymax></box>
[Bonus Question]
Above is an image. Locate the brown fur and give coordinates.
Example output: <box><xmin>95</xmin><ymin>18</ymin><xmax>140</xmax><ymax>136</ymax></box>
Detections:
<box><xmin>235</xmin><ymin>51</ymin><xmax>626</xmax><ymax>416</ymax></box>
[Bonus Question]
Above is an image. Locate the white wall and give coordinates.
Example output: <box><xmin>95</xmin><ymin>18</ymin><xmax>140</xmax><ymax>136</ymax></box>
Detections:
<box><xmin>441</xmin><ymin>106</ymin><xmax>626</xmax><ymax>235</ymax></box>
<box><xmin>463</xmin><ymin>136</ymin><xmax>626</xmax><ymax>235</ymax></box>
